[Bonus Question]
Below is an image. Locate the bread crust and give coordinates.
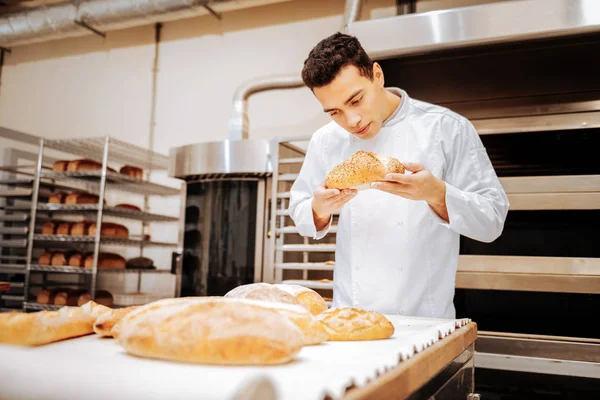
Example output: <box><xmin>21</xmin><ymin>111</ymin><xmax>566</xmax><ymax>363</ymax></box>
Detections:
<box><xmin>273</xmin><ymin>284</ymin><xmax>328</xmax><ymax>315</ymax></box>
<box><xmin>316</xmin><ymin>307</ymin><xmax>395</xmax><ymax>341</ymax></box>
<box><xmin>325</xmin><ymin>150</ymin><xmax>405</xmax><ymax>190</ymax></box>
<box><xmin>93</xmin><ymin>306</ymin><xmax>139</xmax><ymax>337</ymax></box>
<box><xmin>225</xmin><ymin>283</ymin><xmax>299</xmax><ymax>305</ymax></box>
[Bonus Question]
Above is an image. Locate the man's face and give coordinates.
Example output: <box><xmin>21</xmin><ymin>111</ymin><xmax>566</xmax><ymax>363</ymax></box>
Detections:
<box><xmin>313</xmin><ymin>63</ymin><xmax>387</xmax><ymax>140</ymax></box>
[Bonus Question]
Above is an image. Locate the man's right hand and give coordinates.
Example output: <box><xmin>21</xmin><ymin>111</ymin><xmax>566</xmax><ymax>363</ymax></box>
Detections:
<box><xmin>312</xmin><ymin>185</ymin><xmax>357</xmax><ymax>231</ymax></box>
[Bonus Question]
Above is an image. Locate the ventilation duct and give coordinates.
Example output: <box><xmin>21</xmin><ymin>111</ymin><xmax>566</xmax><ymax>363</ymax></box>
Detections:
<box><xmin>0</xmin><ymin>0</ymin><xmax>291</xmax><ymax>47</ymax></box>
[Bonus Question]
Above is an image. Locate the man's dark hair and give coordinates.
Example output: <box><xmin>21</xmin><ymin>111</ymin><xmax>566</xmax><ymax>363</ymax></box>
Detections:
<box><xmin>302</xmin><ymin>32</ymin><xmax>374</xmax><ymax>90</ymax></box>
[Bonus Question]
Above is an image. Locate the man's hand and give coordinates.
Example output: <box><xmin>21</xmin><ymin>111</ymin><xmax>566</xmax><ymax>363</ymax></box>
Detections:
<box><xmin>312</xmin><ymin>185</ymin><xmax>357</xmax><ymax>231</ymax></box>
<box><xmin>371</xmin><ymin>162</ymin><xmax>449</xmax><ymax>222</ymax></box>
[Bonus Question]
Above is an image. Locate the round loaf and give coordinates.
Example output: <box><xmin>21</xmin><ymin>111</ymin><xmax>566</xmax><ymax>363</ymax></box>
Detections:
<box><xmin>316</xmin><ymin>307</ymin><xmax>395</xmax><ymax>341</ymax></box>
<box><xmin>116</xmin><ymin>297</ymin><xmax>305</xmax><ymax>365</ymax></box>
<box><xmin>224</xmin><ymin>282</ymin><xmax>298</xmax><ymax>305</ymax></box>
<box><xmin>325</xmin><ymin>150</ymin><xmax>405</xmax><ymax>190</ymax></box>
<box><xmin>273</xmin><ymin>284</ymin><xmax>328</xmax><ymax>315</ymax></box>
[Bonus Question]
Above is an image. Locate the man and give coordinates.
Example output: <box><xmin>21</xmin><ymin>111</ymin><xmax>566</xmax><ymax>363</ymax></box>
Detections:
<box><xmin>288</xmin><ymin>32</ymin><xmax>509</xmax><ymax>319</ymax></box>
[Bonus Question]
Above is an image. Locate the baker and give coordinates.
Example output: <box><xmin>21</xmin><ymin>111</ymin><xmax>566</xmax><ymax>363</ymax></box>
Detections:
<box><xmin>288</xmin><ymin>33</ymin><xmax>509</xmax><ymax>319</ymax></box>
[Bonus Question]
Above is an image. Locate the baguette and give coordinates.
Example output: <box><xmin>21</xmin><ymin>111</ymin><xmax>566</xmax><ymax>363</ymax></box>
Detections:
<box><xmin>93</xmin><ymin>306</ymin><xmax>139</xmax><ymax>337</ymax></box>
<box><xmin>325</xmin><ymin>150</ymin><xmax>405</xmax><ymax>190</ymax></box>
<box><xmin>273</xmin><ymin>284</ymin><xmax>328</xmax><ymax>315</ymax></box>
<box><xmin>315</xmin><ymin>307</ymin><xmax>395</xmax><ymax>341</ymax></box>
<box><xmin>0</xmin><ymin>301</ymin><xmax>110</xmax><ymax>346</ymax></box>
<box><xmin>116</xmin><ymin>297</ymin><xmax>305</xmax><ymax>365</ymax></box>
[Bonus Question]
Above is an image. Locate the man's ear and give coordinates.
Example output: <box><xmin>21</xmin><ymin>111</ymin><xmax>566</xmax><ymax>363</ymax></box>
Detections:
<box><xmin>373</xmin><ymin>62</ymin><xmax>384</xmax><ymax>87</ymax></box>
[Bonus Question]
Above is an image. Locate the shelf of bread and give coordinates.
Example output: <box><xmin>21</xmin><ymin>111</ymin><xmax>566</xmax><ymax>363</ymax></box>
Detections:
<box><xmin>33</xmin><ymin>234</ymin><xmax>177</xmax><ymax>248</ymax></box>
<box><xmin>29</xmin><ymin>264</ymin><xmax>171</xmax><ymax>274</ymax></box>
<box><xmin>33</xmin><ymin>251</ymin><xmax>167</xmax><ymax>274</ymax></box>
<box><xmin>38</xmin><ymin>203</ymin><xmax>178</xmax><ymax>222</ymax></box>
<box><xmin>42</xmin><ymin>171</ymin><xmax>180</xmax><ymax>197</ymax></box>
<box><xmin>281</xmin><ymin>279</ymin><xmax>334</xmax><ymax>290</ymax></box>
<box><xmin>276</xmin><ymin>262</ymin><xmax>335</xmax><ymax>271</ymax></box>
<box><xmin>277</xmin><ymin>244</ymin><xmax>336</xmax><ymax>252</ymax></box>
<box><xmin>44</xmin><ymin>137</ymin><xmax>170</xmax><ymax>171</ymax></box>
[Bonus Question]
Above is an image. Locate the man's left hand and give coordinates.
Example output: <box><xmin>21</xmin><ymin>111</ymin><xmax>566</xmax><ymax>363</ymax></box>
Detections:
<box><xmin>371</xmin><ymin>162</ymin><xmax>449</xmax><ymax>222</ymax></box>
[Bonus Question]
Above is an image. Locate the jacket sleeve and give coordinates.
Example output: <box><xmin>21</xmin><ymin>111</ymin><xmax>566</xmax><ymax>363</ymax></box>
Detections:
<box><xmin>287</xmin><ymin>131</ymin><xmax>332</xmax><ymax>240</ymax></box>
<box><xmin>430</xmin><ymin>117</ymin><xmax>510</xmax><ymax>243</ymax></box>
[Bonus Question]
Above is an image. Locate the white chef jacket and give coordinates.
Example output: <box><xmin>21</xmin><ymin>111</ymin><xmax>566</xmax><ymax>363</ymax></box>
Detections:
<box><xmin>288</xmin><ymin>87</ymin><xmax>509</xmax><ymax>319</ymax></box>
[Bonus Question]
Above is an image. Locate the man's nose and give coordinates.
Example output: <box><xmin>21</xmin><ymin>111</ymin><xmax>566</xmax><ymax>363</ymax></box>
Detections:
<box><xmin>347</xmin><ymin>112</ymin><xmax>361</xmax><ymax>127</ymax></box>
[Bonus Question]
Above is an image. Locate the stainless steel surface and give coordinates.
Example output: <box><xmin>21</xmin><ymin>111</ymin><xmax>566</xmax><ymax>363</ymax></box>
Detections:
<box><xmin>33</xmin><ymin>234</ymin><xmax>177</xmax><ymax>248</ymax></box>
<box><xmin>474</xmin><ymin>111</ymin><xmax>600</xmax><ymax>135</ymax></box>
<box><xmin>42</xmin><ymin>171</ymin><xmax>180</xmax><ymax>196</ymax></box>
<box><xmin>348</xmin><ymin>0</ymin><xmax>600</xmax><ymax>60</ymax></box>
<box><xmin>0</xmin><ymin>264</ymin><xmax>26</xmax><ymax>273</ymax></box>
<box><xmin>253</xmin><ymin>179</ymin><xmax>266</xmax><ymax>283</ymax></box>
<box><xmin>474</xmin><ymin>352</ymin><xmax>600</xmax><ymax>379</ymax></box>
<box><xmin>0</xmin><ymin>226</ymin><xmax>27</xmax><ymax>235</ymax></box>
<box><xmin>0</xmin><ymin>213</ymin><xmax>28</xmax><ymax>222</ymax></box>
<box><xmin>37</xmin><ymin>204</ymin><xmax>179</xmax><ymax>222</ymax></box>
<box><xmin>169</xmin><ymin>139</ymin><xmax>275</xmax><ymax>177</ymax></box>
<box><xmin>0</xmin><ymin>238</ymin><xmax>28</xmax><ymax>248</ymax></box>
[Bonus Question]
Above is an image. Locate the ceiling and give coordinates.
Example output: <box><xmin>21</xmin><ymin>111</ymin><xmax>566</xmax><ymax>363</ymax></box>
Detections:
<box><xmin>0</xmin><ymin>0</ymin><xmax>69</xmax><ymax>15</ymax></box>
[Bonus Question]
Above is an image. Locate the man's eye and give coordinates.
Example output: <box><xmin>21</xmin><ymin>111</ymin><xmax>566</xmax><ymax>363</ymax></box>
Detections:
<box><xmin>330</xmin><ymin>111</ymin><xmax>339</xmax><ymax>116</ymax></box>
<box><xmin>352</xmin><ymin>97</ymin><xmax>362</xmax><ymax>105</ymax></box>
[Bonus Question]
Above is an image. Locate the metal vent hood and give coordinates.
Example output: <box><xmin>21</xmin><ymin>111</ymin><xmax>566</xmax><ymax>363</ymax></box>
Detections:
<box><xmin>347</xmin><ymin>0</ymin><xmax>600</xmax><ymax>60</ymax></box>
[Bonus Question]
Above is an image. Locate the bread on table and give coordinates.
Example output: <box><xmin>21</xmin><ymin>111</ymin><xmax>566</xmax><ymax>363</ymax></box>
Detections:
<box><xmin>115</xmin><ymin>297</ymin><xmax>305</xmax><ymax>365</ymax></box>
<box><xmin>93</xmin><ymin>306</ymin><xmax>140</xmax><ymax>337</ymax></box>
<box><xmin>48</xmin><ymin>192</ymin><xmax>66</xmax><ymax>204</ymax></box>
<box><xmin>273</xmin><ymin>284</ymin><xmax>329</xmax><ymax>315</ymax></box>
<box><xmin>224</xmin><ymin>282</ymin><xmax>299</xmax><ymax>305</ymax></box>
<box><xmin>52</xmin><ymin>160</ymin><xmax>68</xmax><ymax>172</ymax></box>
<box><xmin>65</xmin><ymin>192</ymin><xmax>100</xmax><ymax>205</ymax></box>
<box><xmin>88</xmin><ymin>222</ymin><xmax>129</xmax><ymax>238</ymax></box>
<box><xmin>316</xmin><ymin>307</ymin><xmax>395</xmax><ymax>341</ymax></box>
<box><xmin>0</xmin><ymin>301</ymin><xmax>110</xmax><ymax>346</ymax></box>
<box><xmin>115</xmin><ymin>203</ymin><xmax>141</xmax><ymax>212</ymax></box>
<box><xmin>325</xmin><ymin>150</ymin><xmax>405</xmax><ymax>190</ymax></box>
<box><xmin>83</xmin><ymin>253</ymin><xmax>126</xmax><ymax>269</ymax></box>
<box><xmin>119</xmin><ymin>165</ymin><xmax>143</xmax><ymax>180</ymax></box>
<box><xmin>41</xmin><ymin>221</ymin><xmax>56</xmax><ymax>235</ymax></box>
<box><xmin>76</xmin><ymin>290</ymin><xmax>114</xmax><ymax>307</ymax></box>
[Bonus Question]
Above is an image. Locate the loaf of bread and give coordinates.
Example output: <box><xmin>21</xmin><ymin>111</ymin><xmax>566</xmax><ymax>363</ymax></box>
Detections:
<box><xmin>84</xmin><ymin>253</ymin><xmax>126</xmax><ymax>269</ymax></box>
<box><xmin>325</xmin><ymin>150</ymin><xmax>405</xmax><ymax>190</ymax></box>
<box><xmin>88</xmin><ymin>222</ymin><xmax>129</xmax><ymax>238</ymax></box>
<box><xmin>224</xmin><ymin>283</ymin><xmax>299</xmax><ymax>305</ymax></box>
<box><xmin>65</xmin><ymin>192</ymin><xmax>100</xmax><ymax>205</ymax></box>
<box><xmin>68</xmin><ymin>252</ymin><xmax>85</xmax><ymax>267</ymax></box>
<box><xmin>36</xmin><ymin>288</ymin><xmax>53</xmax><ymax>304</ymax></box>
<box><xmin>70</xmin><ymin>221</ymin><xmax>90</xmax><ymax>236</ymax></box>
<box><xmin>53</xmin><ymin>289</ymin><xmax>88</xmax><ymax>307</ymax></box>
<box><xmin>119</xmin><ymin>165</ymin><xmax>143</xmax><ymax>180</ymax></box>
<box><xmin>115</xmin><ymin>297</ymin><xmax>305</xmax><ymax>365</ymax></box>
<box><xmin>48</xmin><ymin>192</ymin><xmax>66</xmax><ymax>204</ymax></box>
<box><xmin>76</xmin><ymin>290</ymin><xmax>114</xmax><ymax>307</ymax></box>
<box><xmin>38</xmin><ymin>252</ymin><xmax>53</xmax><ymax>265</ymax></box>
<box><xmin>126</xmin><ymin>257</ymin><xmax>154</xmax><ymax>270</ymax></box>
<box><xmin>52</xmin><ymin>160</ymin><xmax>68</xmax><ymax>172</ymax></box>
<box><xmin>273</xmin><ymin>284</ymin><xmax>328</xmax><ymax>315</ymax></box>
<box><xmin>315</xmin><ymin>307</ymin><xmax>395</xmax><ymax>341</ymax></box>
<box><xmin>50</xmin><ymin>251</ymin><xmax>69</xmax><ymax>266</ymax></box>
<box><xmin>41</xmin><ymin>221</ymin><xmax>56</xmax><ymax>235</ymax></box>
<box><xmin>115</xmin><ymin>203</ymin><xmax>141</xmax><ymax>212</ymax></box>
<box><xmin>0</xmin><ymin>301</ymin><xmax>110</xmax><ymax>346</ymax></box>
<box><xmin>56</xmin><ymin>222</ymin><xmax>72</xmax><ymax>235</ymax></box>
<box><xmin>93</xmin><ymin>306</ymin><xmax>139</xmax><ymax>337</ymax></box>
<box><xmin>66</xmin><ymin>159</ymin><xmax>116</xmax><ymax>173</ymax></box>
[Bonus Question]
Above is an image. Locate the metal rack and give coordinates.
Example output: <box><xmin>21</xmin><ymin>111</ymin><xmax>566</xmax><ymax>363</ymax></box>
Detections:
<box><xmin>22</xmin><ymin>136</ymin><xmax>185</xmax><ymax>311</ymax></box>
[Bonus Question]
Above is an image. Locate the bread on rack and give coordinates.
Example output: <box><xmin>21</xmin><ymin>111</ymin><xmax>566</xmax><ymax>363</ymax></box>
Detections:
<box><xmin>66</xmin><ymin>159</ymin><xmax>116</xmax><ymax>173</ymax></box>
<box><xmin>67</xmin><ymin>252</ymin><xmax>85</xmax><ymax>267</ymax></box>
<box><xmin>324</xmin><ymin>150</ymin><xmax>405</xmax><ymax>190</ymax></box>
<box><xmin>88</xmin><ymin>222</ymin><xmax>129</xmax><ymax>238</ymax></box>
<box><xmin>115</xmin><ymin>203</ymin><xmax>141</xmax><ymax>212</ymax></box>
<box><xmin>38</xmin><ymin>251</ymin><xmax>54</xmax><ymax>265</ymax></box>
<box><xmin>53</xmin><ymin>289</ymin><xmax>88</xmax><ymax>307</ymax></box>
<box><xmin>65</xmin><ymin>192</ymin><xmax>100</xmax><ymax>205</ymax></box>
<box><xmin>115</xmin><ymin>297</ymin><xmax>305</xmax><ymax>365</ymax></box>
<box><xmin>93</xmin><ymin>306</ymin><xmax>140</xmax><ymax>337</ymax></box>
<box><xmin>70</xmin><ymin>221</ymin><xmax>91</xmax><ymax>236</ymax></box>
<box><xmin>84</xmin><ymin>253</ymin><xmax>126</xmax><ymax>269</ymax></box>
<box><xmin>119</xmin><ymin>165</ymin><xmax>143</xmax><ymax>180</ymax></box>
<box><xmin>41</xmin><ymin>222</ymin><xmax>56</xmax><ymax>235</ymax></box>
<box><xmin>0</xmin><ymin>301</ymin><xmax>110</xmax><ymax>346</ymax></box>
<box><xmin>36</xmin><ymin>288</ymin><xmax>62</xmax><ymax>305</ymax></box>
<box><xmin>315</xmin><ymin>307</ymin><xmax>395</xmax><ymax>341</ymax></box>
<box><xmin>50</xmin><ymin>251</ymin><xmax>70</xmax><ymax>266</ymax></box>
<box><xmin>77</xmin><ymin>290</ymin><xmax>114</xmax><ymax>307</ymax></box>
<box><xmin>273</xmin><ymin>284</ymin><xmax>329</xmax><ymax>315</ymax></box>
<box><xmin>126</xmin><ymin>257</ymin><xmax>154</xmax><ymax>270</ymax></box>
<box><xmin>56</xmin><ymin>222</ymin><xmax>73</xmax><ymax>235</ymax></box>
<box><xmin>52</xmin><ymin>160</ymin><xmax>69</xmax><ymax>172</ymax></box>
<box><xmin>48</xmin><ymin>192</ymin><xmax>67</xmax><ymax>204</ymax></box>
<box><xmin>224</xmin><ymin>282</ymin><xmax>300</xmax><ymax>305</ymax></box>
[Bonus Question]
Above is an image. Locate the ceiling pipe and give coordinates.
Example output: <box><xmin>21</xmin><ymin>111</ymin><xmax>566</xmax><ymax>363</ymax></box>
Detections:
<box><xmin>227</xmin><ymin>0</ymin><xmax>362</xmax><ymax>140</ymax></box>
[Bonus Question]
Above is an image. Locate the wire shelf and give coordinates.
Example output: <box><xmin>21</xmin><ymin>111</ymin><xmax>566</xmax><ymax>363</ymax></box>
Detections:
<box><xmin>0</xmin><ymin>239</ymin><xmax>27</xmax><ymax>248</ymax></box>
<box><xmin>0</xmin><ymin>226</ymin><xmax>28</xmax><ymax>235</ymax></box>
<box><xmin>23</xmin><ymin>302</ymin><xmax>62</xmax><ymax>311</ymax></box>
<box><xmin>29</xmin><ymin>264</ymin><xmax>173</xmax><ymax>274</ymax></box>
<box><xmin>0</xmin><ymin>263</ymin><xmax>26</xmax><ymax>273</ymax></box>
<box><xmin>33</xmin><ymin>234</ymin><xmax>177</xmax><ymax>248</ymax></box>
<box><xmin>37</xmin><ymin>204</ymin><xmax>178</xmax><ymax>222</ymax></box>
<box><xmin>0</xmin><ymin>213</ymin><xmax>28</xmax><ymax>222</ymax></box>
<box><xmin>42</xmin><ymin>171</ymin><xmax>180</xmax><ymax>196</ymax></box>
<box><xmin>44</xmin><ymin>137</ymin><xmax>170</xmax><ymax>171</ymax></box>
